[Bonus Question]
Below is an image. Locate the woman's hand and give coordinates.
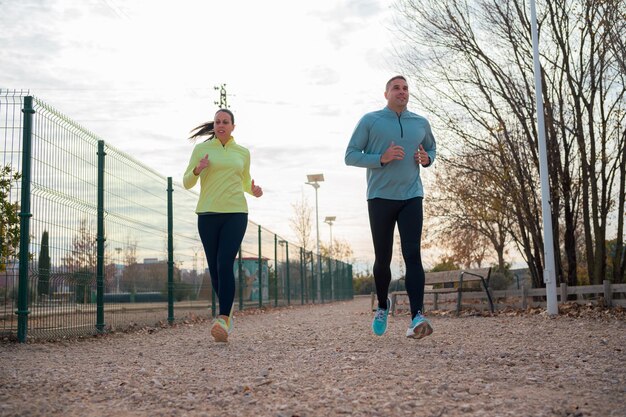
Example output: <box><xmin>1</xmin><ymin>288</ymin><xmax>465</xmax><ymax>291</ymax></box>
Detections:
<box><xmin>251</xmin><ymin>179</ymin><xmax>263</xmax><ymax>197</ymax></box>
<box><xmin>193</xmin><ymin>154</ymin><xmax>209</xmax><ymax>175</ymax></box>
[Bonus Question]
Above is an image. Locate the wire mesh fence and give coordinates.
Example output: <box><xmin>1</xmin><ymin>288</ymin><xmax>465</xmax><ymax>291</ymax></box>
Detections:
<box><xmin>0</xmin><ymin>90</ymin><xmax>353</xmax><ymax>341</ymax></box>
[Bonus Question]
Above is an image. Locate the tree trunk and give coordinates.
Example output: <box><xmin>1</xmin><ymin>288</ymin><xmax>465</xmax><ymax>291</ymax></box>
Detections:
<box><xmin>614</xmin><ymin>127</ymin><xmax>626</xmax><ymax>283</ymax></box>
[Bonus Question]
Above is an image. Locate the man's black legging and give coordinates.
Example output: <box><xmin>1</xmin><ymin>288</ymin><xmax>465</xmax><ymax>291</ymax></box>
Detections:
<box><xmin>198</xmin><ymin>213</ymin><xmax>248</xmax><ymax>317</ymax></box>
<box><xmin>368</xmin><ymin>197</ymin><xmax>425</xmax><ymax>319</ymax></box>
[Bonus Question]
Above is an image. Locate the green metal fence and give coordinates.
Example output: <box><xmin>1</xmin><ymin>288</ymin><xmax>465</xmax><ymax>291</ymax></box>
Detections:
<box><xmin>0</xmin><ymin>90</ymin><xmax>353</xmax><ymax>342</ymax></box>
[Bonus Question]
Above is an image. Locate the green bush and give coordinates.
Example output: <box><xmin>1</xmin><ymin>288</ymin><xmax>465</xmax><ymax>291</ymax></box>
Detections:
<box><xmin>353</xmin><ymin>274</ymin><xmax>374</xmax><ymax>295</ymax></box>
<box><xmin>489</xmin><ymin>268</ymin><xmax>513</xmax><ymax>291</ymax></box>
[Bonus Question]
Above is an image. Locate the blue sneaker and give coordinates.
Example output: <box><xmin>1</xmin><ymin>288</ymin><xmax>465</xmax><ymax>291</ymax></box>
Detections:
<box><xmin>406</xmin><ymin>312</ymin><xmax>433</xmax><ymax>339</ymax></box>
<box><xmin>372</xmin><ymin>297</ymin><xmax>392</xmax><ymax>336</ymax></box>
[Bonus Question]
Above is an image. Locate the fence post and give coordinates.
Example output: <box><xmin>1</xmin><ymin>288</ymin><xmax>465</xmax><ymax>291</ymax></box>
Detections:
<box><xmin>96</xmin><ymin>141</ymin><xmax>106</xmax><ymax>333</ymax></box>
<box><xmin>258</xmin><ymin>225</ymin><xmax>262</xmax><ymax>309</ymax></box>
<box><xmin>328</xmin><ymin>257</ymin><xmax>333</xmax><ymax>301</ymax></box>
<box><xmin>310</xmin><ymin>252</ymin><xmax>315</xmax><ymax>303</ymax></box>
<box><xmin>167</xmin><ymin>177</ymin><xmax>174</xmax><ymax>324</ymax></box>
<box><xmin>274</xmin><ymin>234</ymin><xmax>278</xmax><ymax>307</ymax></box>
<box><xmin>238</xmin><ymin>248</ymin><xmax>243</xmax><ymax>311</ymax></box>
<box><xmin>300</xmin><ymin>247</ymin><xmax>304</xmax><ymax>305</ymax></box>
<box><xmin>337</xmin><ymin>261</ymin><xmax>343</xmax><ymax>300</ymax></box>
<box><xmin>320</xmin><ymin>256</ymin><xmax>325</xmax><ymax>303</ymax></box>
<box><xmin>456</xmin><ymin>272</ymin><xmax>464</xmax><ymax>316</ymax></box>
<box><xmin>346</xmin><ymin>264</ymin><xmax>354</xmax><ymax>299</ymax></box>
<box><xmin>521</xmin><ymin>285</ymin><xmax>528</xmax><ymax>309</ymax></box>
<box><xmin>339</xmin><ymin>261</ymin><xmax>350</xmax><ymax>300</ymax></box>
<box><xmin>285</xmin><ymin>242</ymin><xmax>290</xmax><ymax>306</ymax></box>
<box><xmin>16</xmin><ymin>96</ymin><xmax>34</xmax><ymax>343</ymax></box>
<box><xmin>560</xmin><ymin>282</ymin><xmax>568</xmax><ymax>304</ymax></box>
<box><xmin>603</xmin><ymin>280</ymin><xmax>612</xmax><ymax>308</ymax></box>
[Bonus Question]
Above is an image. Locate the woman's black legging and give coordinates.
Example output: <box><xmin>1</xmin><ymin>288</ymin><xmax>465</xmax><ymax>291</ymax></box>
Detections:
<box><xmin>368</xmin><ymin>197</ymin><xmax>425</xmax><ymax>319</ymax></box>
<box><xmin>198</xmin><ymin>213</ymin><xmax>248</xmax><ymax>317</ymax></box>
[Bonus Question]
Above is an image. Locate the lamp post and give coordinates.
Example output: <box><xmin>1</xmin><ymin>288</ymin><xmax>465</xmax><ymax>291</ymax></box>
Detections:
<box><xmin>324</xmin><ymin>216</ymin><xmax>336</xmax><ymax>257</ymax></box>
<box><xmin>305</xmin><ymin>173</ymin><xmax>324</xmax><ymax>302</ymax></box>
<box><xmin>278</xmin><ymin>239</ymin><xmax>290</xmax><ymax>305</ymax></box>
<box><xmin>192</xmin><ymin>247</ymin><xmax>202</xmax><ymax>298</ymax></box>
<box><xmin>115</xmin><ymin>247</ymin><xmax>122</xmax><ymax>293</ymax></box>
<box><xmin>530</xmin><ymin>0</ymin><xmax>558</xmax><ymax>315</ymax></box>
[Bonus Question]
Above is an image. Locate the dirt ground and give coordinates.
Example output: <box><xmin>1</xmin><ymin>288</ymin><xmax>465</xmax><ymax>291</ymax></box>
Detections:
<box><xmin>1</xmin><ymin>296</ymin><xmax>625</xmax><ymax>417</ymax></box>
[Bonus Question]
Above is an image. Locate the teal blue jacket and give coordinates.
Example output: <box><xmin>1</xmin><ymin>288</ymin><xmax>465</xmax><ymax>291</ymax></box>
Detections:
<box><xmin>345</xmin><ymin>106</ymin><xmax>436</xmax><ymax>200</ymax></box>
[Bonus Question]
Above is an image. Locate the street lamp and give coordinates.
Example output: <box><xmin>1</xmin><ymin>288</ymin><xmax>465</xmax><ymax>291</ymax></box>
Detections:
<box><xmin>324</xmin><ymin>216</ymin><xmax>336</xmax><ymax>256</ymax></box>
<box><xmin>305</xmin><ymin>173</ymin><xmax>324</xmax><ymax>302</ymax></box>
<box><xmin>192</xmin><ymin>247</ymin><xmax>202</xmax><ymax>298</ymax></box>
<box><xmin>115</xmin><ymin>247</ymin><xmax>122</xmax><ymax>293</ymax></box>
<box><xmin>278</xmin><ymin>239</ymin><xmax>289</xmax><ymax>305</ymax></box>
<box><xmin>530</xmin><ymin>0</ymin><xmax>557</xmax><ymax>315</ymax></box>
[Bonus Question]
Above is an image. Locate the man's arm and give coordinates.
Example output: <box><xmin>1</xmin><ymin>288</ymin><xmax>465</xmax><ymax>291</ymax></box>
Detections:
<box><xmin>422</xmin><ymin>121</ymin><xmax>436</xmax><ymax>167</ymax></box>
<box><xmin>345</xmin><ymin>117</ymin><xmax>385</xmax><ymax>168</ymax></box>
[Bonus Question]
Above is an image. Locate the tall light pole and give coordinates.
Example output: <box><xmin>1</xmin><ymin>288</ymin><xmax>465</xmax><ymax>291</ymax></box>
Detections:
<box><xmin>324</xmin><ymin>216</ymin><xmax>336</xmax><ymax>256</ymax></box>
<box><xmin>305</xmin><ymin>173</ymin><xmax>324</xmax><ymax>302</ymax></box>
<box><xmin>530</xmin><ymin>0</ymin><xmax>558</xmax><ymax>315</ymax></box>
<box><xmin>324</xmin><ymin>216</ymin><xmax>336</xmax><ymax>301</ymax></box>
<box><xmin>192</xmin><ymin>247</ymin><xmax>202</xmax><ymax>298</ymax></box>
<box><xmin>115</xmin><ymin>247</ymin><xmax>122</xmax><ymax>293</ymax></box>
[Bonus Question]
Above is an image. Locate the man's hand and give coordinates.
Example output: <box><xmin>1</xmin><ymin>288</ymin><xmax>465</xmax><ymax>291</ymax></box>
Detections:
<box><xmin>381</xmin><ymin>141</ymin><xmax>405</xmax><ymax>165</ymax></box>
<box><xmin>414</xmin><ymin>145</ymin><xmax>430</xmax><ymax>166</ymax></box>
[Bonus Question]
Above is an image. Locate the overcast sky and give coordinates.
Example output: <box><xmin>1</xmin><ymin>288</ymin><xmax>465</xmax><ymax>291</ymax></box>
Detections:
<box><xmin>1</xmin><ymin>0</ymin><xmax>446</xmax><ymax>275</ymax></box>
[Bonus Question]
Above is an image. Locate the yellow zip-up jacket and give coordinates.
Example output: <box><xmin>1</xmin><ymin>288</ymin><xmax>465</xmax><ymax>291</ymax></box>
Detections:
<box><xmin>183</xmin><ymin>136</ymin><xmax>253</xmax><ymax>213</ymax></box>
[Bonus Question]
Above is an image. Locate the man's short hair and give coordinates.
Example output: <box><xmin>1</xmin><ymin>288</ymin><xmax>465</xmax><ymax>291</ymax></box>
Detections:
<box><xmin>386</xmin><ymin>75</ymin><xmax>407</xmax><ymax>91</ymax></box>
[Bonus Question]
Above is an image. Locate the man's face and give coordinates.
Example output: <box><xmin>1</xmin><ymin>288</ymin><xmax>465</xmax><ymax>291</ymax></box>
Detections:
<box><xmin>384</xmin><ymin>78</ymin><xmax>409</xmax><ymax>108</ymax></box>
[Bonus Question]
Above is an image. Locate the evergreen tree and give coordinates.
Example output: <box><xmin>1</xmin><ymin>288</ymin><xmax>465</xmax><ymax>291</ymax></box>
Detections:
<box><xmin>38</xmin><ymin>231</ymin><xmax>50</xmax><ymax>297</ymax></box>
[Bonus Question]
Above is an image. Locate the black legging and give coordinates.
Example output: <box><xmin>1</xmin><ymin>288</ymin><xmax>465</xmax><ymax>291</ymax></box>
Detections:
<box><xmin>368</xmin><ymin>197</ymin><xmax>425</xmax><ymax>319</ymax></box>
<box><xmin>198</xmin><ymin>213</ymin><xmax>248</xmax><ymax>316</ymax></box>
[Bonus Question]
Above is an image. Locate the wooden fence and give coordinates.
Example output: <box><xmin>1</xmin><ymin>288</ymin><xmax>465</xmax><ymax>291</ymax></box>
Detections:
<box><xmin>390</xmin><ymin>280</ymin><xmax>626</xmax><ymax>314</ymax></box>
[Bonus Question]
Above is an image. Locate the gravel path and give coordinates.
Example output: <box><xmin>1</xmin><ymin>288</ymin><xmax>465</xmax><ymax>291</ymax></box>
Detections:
<box><xmin>1</xmin><ymin>296</ymin><xmax>625</xmax><ymax>417</ymax></box>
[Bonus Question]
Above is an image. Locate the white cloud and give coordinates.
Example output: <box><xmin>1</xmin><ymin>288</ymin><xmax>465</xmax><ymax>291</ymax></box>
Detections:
<box><xmin>1</xmin><ymin>0</ymin><xmax>433</xmax><ymax>276</ymax></box>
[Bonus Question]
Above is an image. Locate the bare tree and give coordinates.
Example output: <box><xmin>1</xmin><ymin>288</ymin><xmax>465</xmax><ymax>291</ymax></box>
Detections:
<box><xmin>62</xmin><ymin>218</ymin><xmax>98</xmax><ymax>303</ymax></box>
<box><xmin>425</xmin><ymin>151</ymin><xmax>513</xmax><ymax>271</ymax></box>
<box><xmin>289</xmin><ymin>195</ymin><xmax>313</xmax><ymax>253</ymax></box>
<box><xmin>601</xmin><ymin>0</ymin><xmax>626</xmax><ymax>75</ymax></box>
<box><xmin>320</xmin><ymin>238</ymin><xmax>354</xmax><ymax>263</ymax></box>
<box><xmin>62</xmin><ymin>218</ymin><xmax>97</xmax><ymax>273</ymax></box>
<box><xmin>122</xmin><ymin>237</ymin><xmax>139</xmax><ymax>294</ymax></box>
<box><xmin>393</xmin><ymin>0</ymin><xmax>625</xmax><ymax>285</ymax></box>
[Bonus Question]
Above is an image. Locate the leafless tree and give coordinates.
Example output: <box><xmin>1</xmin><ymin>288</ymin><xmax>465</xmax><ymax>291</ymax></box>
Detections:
<box><xmin>393</xmin><ymin>0</ymin><xmax>625</xmax><ymax>285</ymax></box>
<box><xmin>62</xmin><ymin>218</ymin><xmax>97</xmax><ymax>273</ymax></box>
<box><xmin>320</xmin><ymin>238</ymin><xmax>354</xmax><ymax>263</ymax></box>
<box><xmin>425</xmin><ymin>150</ymin><xmax>513</xmax><ymax>271</ymax></box>
<box><xmin>289</xmin><ymin>195</ymin><xmax>313</xmax><ymax>253</ymax></box>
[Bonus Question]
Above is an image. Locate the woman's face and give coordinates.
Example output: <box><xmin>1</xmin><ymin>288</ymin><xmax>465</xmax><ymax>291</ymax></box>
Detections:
<box><xmin>214</xmin><ymin>111</ymin><xmax>235</xmax><ymax>141</ymax></box>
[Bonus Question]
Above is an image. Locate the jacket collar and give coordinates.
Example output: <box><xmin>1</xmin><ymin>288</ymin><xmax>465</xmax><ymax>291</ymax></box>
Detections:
<box><xmin>211</xmin><ymin>136</ymin><xmax>235</xmax><ymax>147</ymax></box>
<box><xmin>384</xmin><ymin>106</ymin><xmax>408</xmax><ymax>117</ymax></box>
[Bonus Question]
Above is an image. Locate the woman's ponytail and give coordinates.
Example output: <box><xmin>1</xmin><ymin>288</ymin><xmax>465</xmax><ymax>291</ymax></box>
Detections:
<box><xmin>189</xmin><ymin>121</ymin><xmax>215</xmax><ymax>141</ymax></box>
